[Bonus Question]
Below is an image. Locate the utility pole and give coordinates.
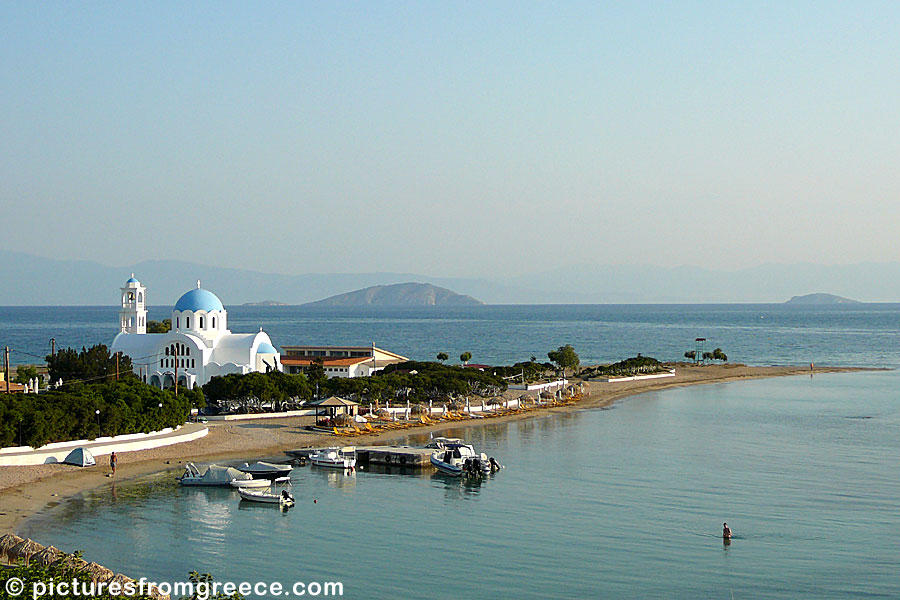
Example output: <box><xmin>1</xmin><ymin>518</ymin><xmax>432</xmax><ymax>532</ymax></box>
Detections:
<box><xmin>50</xmin><ymin>338</ymin><xmax>56</xmax><ymax>357</ymax></box>
<box><xmin>4</xmin><ymin>347</ymin><xmax>9</xmax><ymax>394</ymax></box>
<box><xmin>115</xmin><ymin>352</ymin><xmax>120</xmax><ymax>381</ymax></box>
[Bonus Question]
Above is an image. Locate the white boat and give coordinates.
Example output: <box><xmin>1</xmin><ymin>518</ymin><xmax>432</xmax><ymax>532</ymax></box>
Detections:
<box><xmin>230</xmin><ymin>476</ymin><xmax>291</xmax><ymax>489</ymax></box>
<box><xmin>425</xmin><ymin>437</ymin><xmax>462</xmax><ymax>449</ymax></box>
<box><xmin>238</xmin><ymin>461</ymin><xmax>294</xmax><ymax>480</ymax></box>
<box><xmin>430</xmin><ymin>442</ymin><xmax>500</xmax><ymax>477</ymax></box>
<box><xmin>238</xmin><ymin>481</ymin><xmax>295</xmax><ymax>507</ymax></box>
<box><xmin>179</xmin><ymin>463</ymin><xmax>253</xmax><ymax>486</ymax></box>
<box><xmin>309</xmin><ymin>446</ymin><xmax>357</xmax><ymax>469</ymax></box>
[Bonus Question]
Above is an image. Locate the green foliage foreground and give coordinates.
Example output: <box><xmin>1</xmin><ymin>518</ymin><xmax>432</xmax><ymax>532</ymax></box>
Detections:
<box><xmin>0</xmin><ymin>378</ymin><xmax>197</xmax><ymax>449</ymax></box>
<box><xmin>0</xmin><ymin>563</ymin><xmax>242</xmax><ymax>600</ymax></box>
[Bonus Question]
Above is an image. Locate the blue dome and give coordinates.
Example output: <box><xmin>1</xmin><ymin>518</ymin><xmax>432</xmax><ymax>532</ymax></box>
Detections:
<box><xmin>256</xmin><ymin>342</ymin><xmax>278</xmax><ymax>354</ymax></box>
<box><xmin>174</xmin><ymin>288</ymin><xmax>224</xmax><ymax>312</ymax></box>
<box><xmin>126</xmin><ymin>277</ymin><xmax>140</xmax><ymax>284</ymax></box>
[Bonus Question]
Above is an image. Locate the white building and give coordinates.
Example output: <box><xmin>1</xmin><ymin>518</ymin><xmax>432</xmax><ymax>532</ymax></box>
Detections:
<box><xmin>280</xmin><ymin>344</ymin><xmax>407</xmax><ymax>379</ymax></box>
<box><xmin>111</xmin><ymin>275</ymin><xmax>281</xmax><ymax>389</ymax></box>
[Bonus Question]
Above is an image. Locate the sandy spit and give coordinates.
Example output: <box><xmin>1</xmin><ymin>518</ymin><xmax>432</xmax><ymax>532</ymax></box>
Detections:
<box><xmin>0</xmin><ymin>363</ymin><xmax>873</xmax><ymax>534</ymax></box>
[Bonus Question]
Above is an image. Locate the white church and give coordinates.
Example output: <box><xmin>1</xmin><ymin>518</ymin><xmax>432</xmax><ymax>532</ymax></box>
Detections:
<box><xmin>111</xmin><ymin>275</ymin><xmax>281</xmax><ymax>389</ymax></box>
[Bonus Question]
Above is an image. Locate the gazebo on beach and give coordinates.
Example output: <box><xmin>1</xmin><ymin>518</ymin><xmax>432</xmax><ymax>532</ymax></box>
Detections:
<box><xmin>310</xmin><ymin>396</ymin><xmax>359</xmax><ymax>425</ymax></box>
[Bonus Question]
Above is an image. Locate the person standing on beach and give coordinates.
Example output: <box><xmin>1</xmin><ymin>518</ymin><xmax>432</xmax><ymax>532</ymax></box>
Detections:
<box><xmin>110</xmin><ymin>452</ymin><xmax>117</xmax><ymax>476</ymax></box>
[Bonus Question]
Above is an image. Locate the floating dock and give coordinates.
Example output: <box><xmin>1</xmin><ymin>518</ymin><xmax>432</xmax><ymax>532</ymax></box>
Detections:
<box><xmin>286</xmin><ymin>445</ymin><xmax>434</xmax><ymax>468</ymax></box>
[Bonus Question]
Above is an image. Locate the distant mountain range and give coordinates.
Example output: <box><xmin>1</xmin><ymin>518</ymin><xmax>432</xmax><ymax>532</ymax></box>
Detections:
<box><xmin>3</xmin><ymin>250</ymin><xmax>900</xmax><ymax>305</ymax></box>
<box><xmin>303</xmin><ymin>283</ymin><xmax>483</xmax><ymax>307</ymax></box>
<box><xmin>784</xmin><ymin>293</ymin><xmax>860</xmax><ymax>305</ymax></box>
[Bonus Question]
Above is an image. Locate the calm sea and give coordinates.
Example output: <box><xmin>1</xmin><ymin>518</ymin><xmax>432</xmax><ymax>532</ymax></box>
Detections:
<box><xmin>2</xmin><ymin>303</ymin><xmax>900</xmax><ymax>367</ymax></box>
<box><xmin>21</xmin><ymin>371</ymin><xmax>900</xmax><ymax>599</ymax></box>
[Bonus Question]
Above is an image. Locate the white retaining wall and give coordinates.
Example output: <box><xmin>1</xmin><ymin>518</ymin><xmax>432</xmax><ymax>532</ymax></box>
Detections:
<box><xmin>508</xmin><ymin>379</ymin><xmax>568</xmax><ymax>392</ymax></box>
<box><xmin>597</xmin><ymin>371</ymin><xmax>676</xmax><ymax>383</ymax></box>
<box><xmin>0</xmin><ymin>424</ymin><xmax>208</xmax><ymax>466</ymax></box>
<box><xmin>203</xmin><ymin>409</ymin><xmax>315</xmax><ymax>421</ymax></box>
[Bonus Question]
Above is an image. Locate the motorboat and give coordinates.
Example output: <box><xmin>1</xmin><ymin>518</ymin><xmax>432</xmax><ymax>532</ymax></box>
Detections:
<box><xmin>425</xmin><ymin>437</ymin><xmax>462</xmax><ymax>449</ymax></box>
<box><xmin>309</xmin><ymin>446</ymin><xmax>357</xmax><ymax>469</ymax></box>
<box><xmin>430</xmin><ymin>442</ymin><xmax>500</xmax><ymax>477</ymax></box>
<box><xmin>178</xmin><ymin>463</ymin><xmax>253</xmax><ymax>486</ymax></box>
<box><xmin>230</xmin><ymin>476</ymin><xmax>290</xmax><ymax>489</ymax></box>
<box><xmin>238</xmin><ymin>461</ymin><xmax>294</xmax><ymax>480</ymax></box>
<box><xmin>238</xmin><ymin>479</ymin><xmax>294</xmax><ymax>507</ymax></box>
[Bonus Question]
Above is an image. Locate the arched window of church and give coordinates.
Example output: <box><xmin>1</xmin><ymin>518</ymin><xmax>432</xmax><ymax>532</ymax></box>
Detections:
<box><xmin>176</xmin><ymin>317</ymin><xmax>180</xmax><ymax>329</ymax></box>
<box><xmin>200</xmin><ymin>316</ymin><xmax>205</xmax><ymax>329</ymax></box>
<box><xmin>138</xmin><ymin>292</ymin><xmax>143</xmax><ymax>303</ymax></box>
<box><xmin>212</xmin><ymin>316</ymin><xmax>216</xmax><ymax>328</ymax></box>
<box><xmin>192</xmin><ymin>359</ymin><xmax>195</xmax><ymax>368</ymax></box>
<box><xmin>128</xmin><ymin>292</ymin><xmax>134</xmax><ymax>301</ymax></box>
<box><xmin>186</xmin><ymin>317</ymin><xmax>191</xmax><ymax>328</ymax></box>
<box><xmin>165</xmin><ymin>347</ymin><xmax>169</xmax><ymax>356</ymax></box>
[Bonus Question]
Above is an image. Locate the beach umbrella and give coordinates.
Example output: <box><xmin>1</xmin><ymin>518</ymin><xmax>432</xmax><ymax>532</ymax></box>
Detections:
<box><xmin>9</xmin><ymin>538</ymin><xmax>44</xmax><ymax>566</ymax></box>
<box><xmin>83</xmin><ymin>562</ymin><xmax>115</xmax><ymax>583</ymax></box>
<box><xmin>108</xmin><ymin>573</ymin><xmax>136</xmax><ymax>590</ymax></box>
<box><xmin>31</xmin><ymin>545</ymin><xmax>64</xmax><ymax>567</ymax></box>
<box><xmin>52</xmin><ymin>553</ymin><xmax>89</xmax><ymax>573</ymax></box>
<box><xmin>0</xmin><ymin>533</ymin><xmax>24</xmax><ymax>564</ymax></box>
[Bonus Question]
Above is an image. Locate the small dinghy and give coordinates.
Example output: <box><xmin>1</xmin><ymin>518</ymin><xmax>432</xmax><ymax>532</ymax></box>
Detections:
<box><xmin>238</xmin><ymin>461</ymin><xmax>294</xmax><ymax>480</ymax></box>
<box><xmin>238</xmin><ymin>479</ymin><xmax>294</xmax><ymax>507</ymax></box>
<box><xmin>230</xmin><ymin>476</ymin><xmax>290</xmax><ymax>489</ymax></box>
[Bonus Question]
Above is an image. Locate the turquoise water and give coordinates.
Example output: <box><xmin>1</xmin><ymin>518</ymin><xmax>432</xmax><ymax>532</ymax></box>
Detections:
<box><xmin>22</xmin><ymin>371</ymin><xmax>900</xmax><ymax>599</ymax></box>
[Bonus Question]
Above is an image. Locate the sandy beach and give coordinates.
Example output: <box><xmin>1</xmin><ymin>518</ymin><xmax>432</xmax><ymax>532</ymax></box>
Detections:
<box><xmin>0</xmin><ymin>363</ymin><xmax>868</xmax><ymax>534</ymax></box>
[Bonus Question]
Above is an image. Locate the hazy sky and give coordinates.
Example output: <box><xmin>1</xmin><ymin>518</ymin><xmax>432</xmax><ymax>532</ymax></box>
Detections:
<box><xmin>2</xmin><ymin>2</ymin><xmax>899</xmax><ymax>278</ymax></box>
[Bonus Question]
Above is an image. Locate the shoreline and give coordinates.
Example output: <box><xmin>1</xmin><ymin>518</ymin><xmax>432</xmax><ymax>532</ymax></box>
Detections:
<box><xmin>0</xmin><ymin>364</ymin><xmax>876</xmax><ymax>535</ymax></box>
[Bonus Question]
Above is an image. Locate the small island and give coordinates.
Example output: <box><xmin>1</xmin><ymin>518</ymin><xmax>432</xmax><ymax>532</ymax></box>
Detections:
<box><xmin>784</xmin><ymin>293</ymin><xmax>860</xmax><ymax>305</ymax></box>
<box><xmin>303</xmin><ymin>282</ymin><xmax>484</xmax><ymax>307</ymax></box>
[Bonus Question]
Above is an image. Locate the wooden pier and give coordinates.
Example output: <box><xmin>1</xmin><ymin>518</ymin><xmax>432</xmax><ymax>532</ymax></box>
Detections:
<box><xmin>286</xmin><ymin>445</ymin><xmax>434</xmax><ymax>468</ymax></box>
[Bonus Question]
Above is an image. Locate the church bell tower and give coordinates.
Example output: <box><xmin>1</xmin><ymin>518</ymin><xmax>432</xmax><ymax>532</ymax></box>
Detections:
<box><xmin>119</xmin><ymin>274</ymin><xmax>147</xmax><ymax>334</ymax></box>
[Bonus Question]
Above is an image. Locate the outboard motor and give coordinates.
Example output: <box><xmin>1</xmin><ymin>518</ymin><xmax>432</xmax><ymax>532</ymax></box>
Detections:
<box><xmin>489</xmin><ymin>457</ymin><xmax>501</xmax><ymax>472</ymax></box>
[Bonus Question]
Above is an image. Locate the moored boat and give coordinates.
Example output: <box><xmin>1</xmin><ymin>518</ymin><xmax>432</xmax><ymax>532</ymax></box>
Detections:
<box><xmin>230</xmin><ymin>475</ymin><xmax>291</xmax><ymax>489</ymax></box>
<box><xmin>430</xmin><ymin>442</ymin><xmax>500</xmax><ymax>477</ymax></box>
<box><xmin>238</xmin><ymin>461</ymin><xmax>294</xmax><ymax>480</ymax></box>
<box><xmin>309</xmin><ymin>446</ymin><xmax>357</xmax><ymax>469</ymax></box>
<box><xmin>179</xmin><ymin>463</ymin><xmax>253</xmax><ymax>486</ymax></box>
<box><xmin>238</xmin><ymin>480</ymin><xmax>295</xmax><ymax>507</ymax></box>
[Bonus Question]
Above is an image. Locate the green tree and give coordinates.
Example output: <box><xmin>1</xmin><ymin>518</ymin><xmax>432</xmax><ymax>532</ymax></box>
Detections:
<box><xmin>711</xmin><ymin>348</ymin><xmax>728</xmax><ymax>361</ymax></box>
<box><xmin>684</xmin><ymin>350</ymin><xmax>696</xmax><ymax>361</ymax></box>
<box><xmin>46</xmin><ymin>345</ymin><xmax>132</xmax><ymax>385</ymax></box>
<box><xmin>14</xmin><ymin>365</ymin><xmax>38</xmax><ymax>385</ymax></box>
<box><xmin>147</xmin><ymin>319</ymin><xmax>172</xmax><ymax>333</ymax></box>
<box><xmin>436</xmin><ymin>352</ymin><xmax>449</xmax><ymax>364</ymax></box>
<box><xmin>459</xmin><ymin>352</ymin><xmax>472</xmax><ymax>365</ymax></box>
<box><xmin>548</xmin><ymin>344</ymin><xmax>580</xmax><ymax>377</ymax></box>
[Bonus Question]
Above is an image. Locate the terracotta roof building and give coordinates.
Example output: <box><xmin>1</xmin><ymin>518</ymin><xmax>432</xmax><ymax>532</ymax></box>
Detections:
<box><xmin>280</xmin><ymin>344</ymin><xmax>407</xmax><ymax>379</ymax></box>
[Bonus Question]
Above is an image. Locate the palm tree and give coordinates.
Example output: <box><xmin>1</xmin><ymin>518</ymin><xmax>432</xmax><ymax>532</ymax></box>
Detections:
<box><xmin>436</xmin><ymin>352</ymin><xmax>448</xmax><ymax>364</ymax></box>
<box><xmin>460</xmin><ymin>352</ymin><xmax>472</xmax><ymax>365</ymax></box>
